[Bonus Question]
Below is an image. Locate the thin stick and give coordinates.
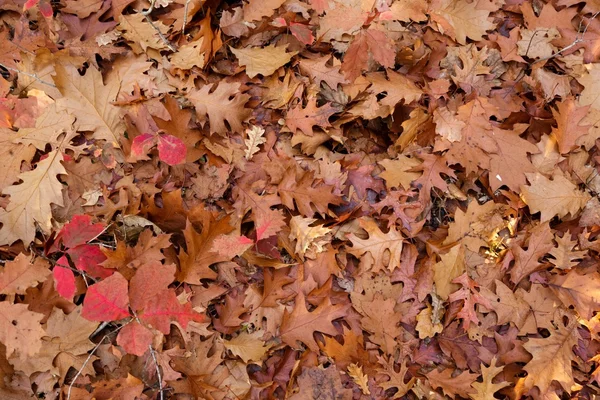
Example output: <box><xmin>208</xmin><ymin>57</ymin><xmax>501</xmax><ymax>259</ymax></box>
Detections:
<box><xmin>534</xmin><ymin>10</ymin><xmax>600</xmax><ymax>63</ymax></box>
<box><xmin>183</xmin><ymin>0</ymin><xmax>191</xmax><ymax>35</ymax></box>
<box><xmin>148</xmin><ymin>345</ymin><xmax>164</xmax><ymax>400</ymax></box>
<box><xmin>144</xmin><ymin>15</ymin><xmax>176</xmax><ymax>52</ymax></box>
<box><xmin>0</xmin><ymin>62</ymin><xmax>56</xmax><ymax>88</ymax></box>
<box><xmin>141</xmin><ymin>0</ymin><xmax>156</xmax><ymax>16</ymax></box>
<box><xmin>66</xmin><ymin>324</ymin><xmax>126</xmax><ymax>400</ymax></box>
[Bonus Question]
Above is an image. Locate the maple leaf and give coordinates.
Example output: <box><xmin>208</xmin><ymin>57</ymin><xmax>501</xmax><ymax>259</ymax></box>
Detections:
<box><xmin>231</xmin><ymin>44</ymin><xmax>298</xmax><ymax>78</ymax></box>
<box><xmin>53</xmin><ymin>265</ymin><xmax>76</xmax><ymax>300</ymax></box>
<box><xmin>346</xmin><ymin>218</ymin><xmax>404</xmax><ymax>273</ymax></box>
<box><xmin>523</xmin><ymin>317</ymin><xmax>580</xmax><ymax>393</ymax></box>
<box><xmin>54</xmin><ymin>61</ymin><xmax>125</xmax><ymax>146</ymax></box>
<box><xmin>0</xmin><ymin>253</ymin><xmax>50</xmax><ymax>295</ymax></box>
<box><xmin>131</xmin><ymin>132</ymin><xmax>187</xmax><ymax>165</ymax></box>
<box><xmin>188</xmin><ymin>81</ymin><xmax>251</xmax><ymax>135</ymax></box>
<box><xmin>50</xmin><ymin>214</ymin><xmax>104</xmax><ymax>251</ymax></box>
<box><xmin>285</xmin><ymin>98</ymin><xmax>338</xmax><ymax>136</ymax></box>
<box><xmin>128</xmin><ymin>261</ymin><xmax>175</xmax><ymax>311</ymax></box>
<box><xmin>81</xmin><ymin>272</ymin><xmax>130</xmax><ymax>322</ymax></box>
<box><xmin>280</xmin><ymin>292</ymin><xmax>349</xmax><ymax>351</ymax></box>
<box><xmin>0</xmin><ymin>150</ymin><xmax>66</xmax><ymax>246</ymax></box>
<box><xmin>521</xmin><ymin>172</ymin><xmax>591</xmax><ymax>223</ymax></box>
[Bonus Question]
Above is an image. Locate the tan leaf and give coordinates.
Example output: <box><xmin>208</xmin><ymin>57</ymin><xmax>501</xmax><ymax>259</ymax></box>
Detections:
<box><xmin>117</xmin><ymin>14</ymin><xmax>169</xmax><ymax>54</ymax></box>
<box><xmin>230</xmin><ymin>44</ymin><xmax>298</xmax><ymax>78</ymax></box>
<box><xmin>433</xmin><ymin>244</ymin><xmax>465</xmax><ymax>300</ymax></box>
<box><xmin>346</xmin><ymin>218</ymin><xmax>404</xmax><ymax>273</ymax></box>
<box><xmin>289</xmin><ymin>215</ymin><xmax>331</xmax><ymax>257</ymax></box>
<box><xmin>0</xmin><ymin>254</ymin><xmax>50</xmax><ymax>295</ymax></box>
<box><xmin>377</xmin><ymin>356</ymin><xmax>415</xmax><ymax>398</ymax></box>
<box><xmin>469</xmin><ymin>358</ymin><xmax>510</xmax><ymax>400</ymax></box>
<box><xmin>188</xmin><ymin>81</ymin><xmax>251</xmax><ymax>135</ymax></box>
<box><xmin>378</xmin><ymin>156</ymin><xmax>422</xmax><ymax>190</ymax></box>
<box><xmin>54</xmin><ymin>61</ymin><xmax>125</xmax><ymax>146</ymax></box>
<box><xmin>521</xmin><ymin>172</ymin><xmax>591</xmax><ymax>222</ymax></box>
<box><xmin>242</xmin><ymin>0</ymin><xmax>285</xmax><ymax>21</ymax></box>
<box><xmin>223</xmin><ymin>330</ymin><xmax>272</xmax><ymax>363</ymax></box>
<box><xmin>0</xmin><ymin>303</ymin><xmax>45</xmax><ymax>360</ymax></box>
<box><xmin>14</xmin><ymin>103</ymin><xmax>78</xmax><ymax>154</ymax></box>
<box><xmin>430</xmin><ymin>0</ymin><xmax>495</xmax><ymax>45</ymax></box>
<box><xmin>0</xmin><ymin>151</ymin><xmax>66</xmax><ymax>246</ymax></box>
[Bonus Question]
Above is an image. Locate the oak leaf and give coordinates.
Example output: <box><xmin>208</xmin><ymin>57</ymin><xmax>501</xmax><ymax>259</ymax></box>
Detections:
<box><xmin>54</xmin><ymin>61</ymin><xmax>125</xmax><ymax>146</ymax></box>
<box><xmin>551</xmin><ymin>98</ymin><xmax>591</xmax><ymax>154</ymax></box>
<box><xmin>117</xmin><ymin>14</ymin><xmax>169</xmax><ymax>54</ymax></box>
<box><xmin>139</xmin><ymin>289</ymin><xmax>204</xmax><ymax>334</ymax></box>
<box><xmin>377</xmin><ymin>356</ymin><xmax>415</xmax><ymax>398</ymax></box>
<box><xmin>230</xmin><ymin>44</ymin><xmax>297</xmax><ymax>78</ymax></box>
<box><xmin>285</xmin><ymin>98</ymin><xmax>337</xmax><ymax>137</ymax></box>
<box><xmin>0</xmin><ymin>150</ymin><xmax>66</xmax><ymax>246</ymax></box>
<box><xmin>549</xmin><ymin>271</ymin><xmax>600</xmax><ymax>320</ymax></box>
<box><xmin>521</xmin><ymin>172</ymin><xmax>591</xmax><ymax>223</ymax></box>
<box><xmin>347</xmin><ymin>363</ymin><xmax>370</xmax><ymax>395</ymax></box>
<box><xmin>429</xmin><ymin>0</ymin><xmax>495</xmax><ymax>45</ymax></box>
<box><xmin>0</xmin><ymin>303</ymin><xmax>45</xmax><ymax>360</ymax></box>
<box><xmin>244</xmin><ymin>125</ymin><xmax>266</xmax><ymax>160</ymax></box>
<box><xmin>523</xmin><ymin>318</ymin><xmax>579</xmax><ymax>393</ymax></box>
<box><xmin>278</xmin><ymin>167</ymin><xmax>342</xmax><ymax>217</ymax></box>
<box><xmin>280</xmin><ymin>292</ymin><xmax>349</xmax><ymax>351</ymax></box>
<box><xmin>116</xmin><ymin>321</ymin><xmax>153</xmax><ymax>357</ymax></box>
<box><xmin>289</xmin><ymin>215</ymin><xmax>331</xmax><ymax>258</ymax></box>
<box><xmin>509</xmin><ymin>222</ymin><xmax>553</xmax><ymax>284</ymax></box>
<box><xmin>188</xmin><ymin>81</ymin><xmax>250</xmax><ymax>135</ymax></box>
<box><xmin>427</xmin><ymin>368</ymin><xmax>478</xmax><ymax>399</ymax></box>
<box><xmin>298</xmin><ymin>56</ymin><xmax>348</xmax><ymax>88</ymax></box>
<box><xmin>346</xmin><ymin>218</ymin><xmax>404</xmax><ymax>273</ymax></box>
<box><xmin>469</xmin><ymin>358</ymin><xmax>510</xmax><ymax>400</ymax></box>
<box><xmin>289</xmin><ymin>366</ymin><xmax>352</xmax><ymax>400</ymax></box>
<box><xmin>242</xmin><ymin>0</ymin><xmax>285</xmax><ymax>21</ymax></box>
<box><xmin>0</xmin><ymin>253</ymin><xmax>50</xmax><ymax>295</ymax></box>
<box><xmin>223</xmin><ymin>330</ymin><xmax>272</xmax><ymax>363</ymax></box>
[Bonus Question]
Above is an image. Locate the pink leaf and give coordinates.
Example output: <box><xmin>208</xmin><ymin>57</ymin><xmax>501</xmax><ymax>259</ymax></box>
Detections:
<box><xmin>290</xmin><ymin>23</ymin><xmax>314</xmax><ymax>45</ymax></box>
<box><xmin>82</xmin><ymin>273</ymin><xmax>130</xmax><ymax>322</ymax></box>
<box><xmin>53</xmin><ymin>264</ymin><xmax>76</xmax><ymax>300</ymax></box>
<box><xmin>68</xmin><ymin>244</ymin><xmax>111</xmax><ymax>279</ymax></box>
<box><xmin>157</xmin><ymin>134</ymin><xmax>187</xmax><ymax>165</ymax></box>
<box><xmin>140</xmin><ymin>290</ymin><xmax>205</xmax><ymax>334</ymax></box>
<box><xmin>23</xmin><ymin>0</ymin><xmax>38</xmax><ymax>10</ymax></box>
<box><xmin>212</xmin><ymin>234</ymin><xmax>253</xmax><ymax>259</ymax></box>
<box><xmin>129</xmin><ymin>262</ymin><xmax>176</xmax><ymax>311</ymax></box>
<box><xmin>116</xmin><ymin>322</ymin><xmax>153</xmax><ymax>356</ymax></box>
<box><xmin>131</xmin><ymin>133</ymin><xmax>156</xmax><ymax>158</ymax></box>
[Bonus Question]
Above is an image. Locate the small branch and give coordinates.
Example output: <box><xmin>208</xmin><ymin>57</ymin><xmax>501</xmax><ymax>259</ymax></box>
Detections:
<box><xmin>66</xmin><ymin>324</ymin><xmax>125</xmax><ymax>400</ymax></box>
<box><xmin>533</xmin><ymin>10</ymin><xmax>600</xmax><ymax>63</ymax></box>
<box><xmin>144</xmin><ymin>15</ymin><xmax>176</xmax><ymax>52</ymax></box>
<box><xmin>148</xmin><ymin>345</ymin><xmax>164</xmax><ymax>400</ymax></box>
<box><xmin>0</xmin><ymin>62</ymin><xmax>57</xmax><ymax>88</ymax></box>
<box><xmin>183</xmin><ymin>0</ymin><xmax>191</xmax><ymax>35</ymax></box>
<box><xmin>141</xmin><ymin>0</ymin><xmax>156</xmax><ymax>16</ymax></box>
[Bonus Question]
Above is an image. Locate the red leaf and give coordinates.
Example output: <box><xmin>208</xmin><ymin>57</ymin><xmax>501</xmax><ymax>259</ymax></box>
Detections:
<box><xmin>53</xmin><ymin>264</ymin><xmax>76</xmax><ymax>300</ymax></box>
<box><xmin>157</xmin><ymin>134</ymin><xmax>187</xmax><ymax>165</ymax></box>
<box><xmin>82</xmin><ymin>273</ymin><xmax>130</xmax><ymax>322</ymax></box>
<box><xmin>290</xmin><ymin>23</ymin><xmax>314</xmax><ymax>45</ymax></box>
<box><xmin>131</xmin><ymin>133</ymin><xmax>156</xmax><ymax>158</ymax></box>
<box><xmin>57</xmin><ymin>215</ymin><xmax>105</xmax><ymax>249</ymax></box>
<box><xmin>116</xmin><ymin>322</ymin><xmax>153</xmax><ymax>356</ymax></box>
<box><xmin>129</xmin><ymin>262</ymin><xmax>176</xmax><ymax>311</ymax></box>
<box><xmin>68</xmin><ymin>244</ymin><xmax>111</xmax><ymax>279</ymax></box>
<box><xmin>140</xmin><ymin>289</ymin><xmax>205</xmax><ymax>334</ymax></box>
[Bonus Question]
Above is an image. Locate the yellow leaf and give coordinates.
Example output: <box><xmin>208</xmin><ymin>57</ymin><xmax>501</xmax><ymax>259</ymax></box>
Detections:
<box><xmin>289</xmin><ymin>215</ymin><xmax>331</xmax><ymax>257</ymax></box>
<box><xmin>230</xmin><ymin>44</ymin><xmax>298</xmax><ymax>78</ymax></box>
<box><xmin>0</xmin><ymin>151</ymin><xmax>66</xmax><ymax>246</ymax></box>
<box><xmin>348</xmin><ymin>363</ymin><xmax>370</xmax><ymax>395</ymax></box>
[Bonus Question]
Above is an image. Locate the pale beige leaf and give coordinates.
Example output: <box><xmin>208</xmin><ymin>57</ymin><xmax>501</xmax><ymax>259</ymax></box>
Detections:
<box><xmin>430</xmin><ymin>0</ymin><xmax>495</xmax><ymax>45</ymax></box>
<box><xmin>170</xmin><ymin>37</ymin><xmax>207</xmax><ymax>70</ymax></box>
<box><xmin>243</xmin><ymin>0</ymin><xmax>285</xmax><ymax>21</ymax></box>
<box><xmin>469</xmin><ymin>358</ymin><xmax>510</xmax><ymax>400</ymax></box>
<box><xmin>54</xmin><ymin>62</ymin><xmax>125</xmax><ymax>146</ymax></box>
<box><xmin>14</xmin><ymin>103</ymin><xmax>79</xmax><ymax>154</ymax></box>
<box><xmin>244</xmin><ymin>125</ymin><xmax>266</xmax><ymax>160</ymax></box>
<box><xmin>289</xmin><ymin>215</ymin><xmax>331</xmax><ymax>257</ymax></box>
<box><xmin>0</xmin><ymin>151</ymin><xmax>66</xmax><ymax>246</ymax></box>
<box><xmin>0</xmin><ymin>303</ymin><xmax>45</xmax><ymax>360</ymax></box>
<box><xmin>0</xmin><ymin>253</ymin><xmax>50</xmax><ymax>295</ymax></box>
<box><xmin>230</xmin><ymin>44</ymin><xmax>298</xmax><ymax>78</ymax></box>
<box><xmin>433</xmin><ymin>244</ymin><xmax>465</xmax><ymax>300</ymax></box>
<box><xmin>378</xmin><ymin>156</ymin><xmax>422</xmax><ymax>190</ymax></box>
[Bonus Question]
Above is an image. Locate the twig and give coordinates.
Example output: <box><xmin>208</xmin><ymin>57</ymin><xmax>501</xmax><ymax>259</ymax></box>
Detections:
<box><xmin>0</xmin><ymin>62</ymin><xmax>56</xmax><ymax>88</ymax></box>
<box><xmin>148</xmin><ymin>345</ymin><xmax>164</xmax><ymax>400</ymax></box>
<box><xmin>533</xmin><ymin>10</ymin><xmax>600</xmax><ymax>63</ymax></box>
<box><xmin>141</xmin><ymin>0</ymin><xmax>156</xmax><ymax>16</ymax></box>
<box><xmin>144</xmin><ymin>15</ymin><xmax>176</xmax><ymax>52</ymax></box>
<box><xmin>183</xmin><ymin>0</ymin><xmax>191</xmax><ymax>35</ymax></box>
<box><xmin>66</xmin><ymin>324</ymin><xmax>126</xmax><ymax>400</ymax></box>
